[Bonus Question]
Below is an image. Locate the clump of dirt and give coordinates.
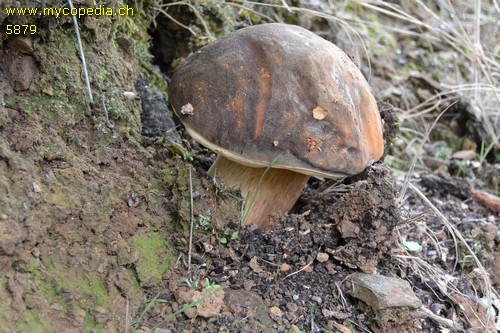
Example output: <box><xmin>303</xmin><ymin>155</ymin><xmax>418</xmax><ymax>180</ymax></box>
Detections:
<box><xmin>302</xmin><ymin>164</ymin><xmax>400</xmax><ymax>273</ymax></box>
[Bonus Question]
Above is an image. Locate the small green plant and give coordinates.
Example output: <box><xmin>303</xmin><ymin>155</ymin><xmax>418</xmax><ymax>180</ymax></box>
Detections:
<box><xmin>454</xmin><ymin>159</ymin><xmax>467</xmax><ymax>178</ymax></box>
<box><xmin>219</xmin><ymin>230</ymin><xmax>239</xmax><ymax>245</ymax></box>
<box><xmin>399</xmin><ymin>236</ymin><xmax>422</xmax><ymax>252</ymax></box>
<box><xmin>150</xmin><ymin>278</ymin><xmax>222</xmax><ymax>330</ymax></box>
<box><xmin>131</xmin><ymin>278</ymin><xmax>222</xmax><ymax>331</ymax></box>
<box><xmin>184</xmin><ymin>279</ymin><xmax>198</xmax><ymax>288</ymax></box>
<box><xmin>196</xmin><ymin>211</ymin><xmax>211</xmax><ymax>231</ymax></box>
<box><xmin>478</xmin><ymin>135</ymin><xmax>500</xmax><ymax>164</ymax></box>
<box><xmin>131</xmin><ymin>293</ymin><xmax>160</xmax><ymax>332</ymax></box>
<box><xmin>460</xmin><ymin>253</ymin><xmax>474</xmax><ymax>274</ymax></box>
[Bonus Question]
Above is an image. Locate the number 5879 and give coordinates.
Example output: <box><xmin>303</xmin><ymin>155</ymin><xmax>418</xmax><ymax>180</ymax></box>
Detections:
<box><xmin>6</xmin><ymin>24</ymin><xmax>37</xmax><ymax>35</ymax></box>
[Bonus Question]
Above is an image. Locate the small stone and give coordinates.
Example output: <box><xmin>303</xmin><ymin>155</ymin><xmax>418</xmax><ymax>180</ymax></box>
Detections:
<box><xmin>280</xmin><ymin>263</ymin><xmax>291</xmax><ymax>272</ymax></box>
<box><xmin>10</xmin><ymin>54</ymin><xmax>37</xmax><ymax>91</ymax></box>
<box><xmin>178</xmin><ymin>287</ymin><xmax>224</xmax><ymax>318</ymax></box>
<box><xmin>249</xmin><ymin>256</ymin><xmax>264</xmax><ymax>273</ymax></box>
<box><xmin>50</xmin><ymin>303</ymin><xmax>64</xmax><ymax>311</ymax></box>
<box><xmin>123</xmin><ymin>91</ymin><xmax>137</xmax><ymax>100</ymax></box>
<box><xmin>93</xmin><ymin>306</ymin><xmax>108</xmax><ymax>314</ymax></box>
<box><xmin>42</xmin><ymin>86</ymin><xmax>54</xmax><ymax>96</ymax></box>
<box><xmin>152</xmin><ymin>328</ymin><xmax>172</xmax><ymax>333</ymax></box>
<box><xmin>348</xmin><ymin>273</ymin><xmax>422</xmax><ymax>310</ymax></box>
<box><xmin>117</xmin><ymin>37</ymin><xmax>134</xmax><ymax>51</ymax></box>
<box><xmin>32</xmin><ymin>182</ymin><xmax>42</xmax><ymax>193</ymax></box>
<box><xmin>269</xmin><ymin>306</ymin><xmax>282</xmax><ymax>321</ymax></box>
<box><xmin>71</xmin><ymin>308</ymin><xmax>87</xmax><ymax>324</ymax></box>
<box><xmin>329</xmin><ymin>321</ymin><xmax>352</xmax><ymax>333</ymax></box>
<box><xmin>311</xmin><ymin>296</ymin><xmax>322</xmax><ymax>304</ymax></box>
<box><xmin>31</xmin><ymin>247</ymin><xmax>40</xmax><ymax>258</ymax></box>
<box><xmin>322</xmin><ymin>309</ymin><xmax>335</xmax><ymax>317</ymax></box>
<box><xmin>316</xmin><ymin>252</ymin><xmax>329</xmax><ymax>262</ymax></box>
<box><xmin>127</xmin><ymin>193</ymin><xmax>139</xmax><ymax>207</ymax></box>
<box><xmin>84</xmin><ymin>16</ymin><xmax>98</xmax><ymax>29</ymax></box>
<box><xmin>243</xmin><ymin>279</ymin><xmax>255</xmax><ymax>291</ymax></box>
<box><xmin>7</xmin><ymin>37</ymin><xmax>34</xmax><ymax>54</ymax></box>
<box><xmin>286</xmin><ymin>302</ymin><xmax>298</xmax><ymax>312</ymax></box>
<box><xmin>452</xmin><ymin>149</ymin><xmax>476</xmax><ymax>160</ymax></box>
<box><xmin>303</xmin><ymin>265</ymin><xmax>313</xmax><ymax>273</ymax></box>
<box><xmin>481</xmin><ymin>223</ymin><xmax>498</xmax><ymax>243</ymax></box>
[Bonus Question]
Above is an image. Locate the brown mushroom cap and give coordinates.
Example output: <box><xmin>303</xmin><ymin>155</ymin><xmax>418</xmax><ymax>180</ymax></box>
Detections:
<box><xmin>169</xmin><ymin>23</ymin><xmax>384</xmax><ymax>178</ymax></box>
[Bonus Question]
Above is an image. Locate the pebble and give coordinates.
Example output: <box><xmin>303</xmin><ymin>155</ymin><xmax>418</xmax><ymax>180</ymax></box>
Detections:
<box><xmin>326</xmin><ymin>262</ymin><xmax>336</xmax><ymax>273</ymax></box>
<box><xmin>269</xmin><ymin>306</ymin><xmax>282</xmax><ymax>320</ymax></box>
<box><xmin>7</xmin><ymin>37</ymin><xmax>34</xmax><ymax>54</ymax></box>
<box><xmin>49</xmin><ymin>303</ymin><xmax>64</xmax><ymax>311</ymax></box>
<box><xmin>316</xmin><ymin>252</ymin><xmax>329</xmax><ymax>262</ymax></box>
<box><xmin>93</xmin><ymin>306</ymin><xmax>108</xmax><ymax>314</ymax></box>
<box><xmin>31</xmin><ymin>247</ymin><xmax>40</xmax><ymax>258</ymax></box>
<box><xmin>303</xmin><ymin>265</ymin><xmax>313</xmax><ymax>273</ymax></box>
<box><xmin>286</xmin><ymin>302</ymin><xmax>299</xmax><ymax>312</ymax></box>
<box><xmin>280</xmin><ymin>263</ymin><xmax>291</xmax><ymax>272</ymax></box>
<box><xmin>311</xmin><ymin>295</ymin><xmax>322</xmax><ymax>304</ymax></box>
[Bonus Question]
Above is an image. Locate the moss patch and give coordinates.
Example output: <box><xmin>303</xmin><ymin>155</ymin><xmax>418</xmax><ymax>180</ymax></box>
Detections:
<box><xmin>131</xmin><ymin>233</ymin><xmax>175</xmax><ymax>287</ymax></box>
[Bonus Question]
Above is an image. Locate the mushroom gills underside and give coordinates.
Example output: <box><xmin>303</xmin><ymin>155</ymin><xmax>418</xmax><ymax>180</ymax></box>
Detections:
<box><xmin>184</xmin><ymin>124</ymin><xmax>350</xmax><ymax>179</ymax></box>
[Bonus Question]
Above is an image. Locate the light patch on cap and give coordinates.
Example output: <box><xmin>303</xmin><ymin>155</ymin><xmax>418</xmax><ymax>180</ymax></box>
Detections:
<box><xmin>180</xmin><ymin>103</ymin><xmax>194</xmax><ymax>116</ymax></box>
<box><xmin>312</xmin><ymin>106</ymin><xmax>327</xmax><ymax>120</ymax></box>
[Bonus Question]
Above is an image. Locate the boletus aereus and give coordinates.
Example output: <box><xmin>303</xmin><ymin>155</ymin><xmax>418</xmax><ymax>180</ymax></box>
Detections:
<box><xmin>168</xmin><ymin>23</ymin><xmax>384</xmax><ymax>229</ymax></box>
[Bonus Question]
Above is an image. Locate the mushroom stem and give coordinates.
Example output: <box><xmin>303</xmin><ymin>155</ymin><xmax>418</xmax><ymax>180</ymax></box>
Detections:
<box><xmin>208</xmin><ymin>156</ymin><xmax>310</xmax><ymax>229</ymax></box>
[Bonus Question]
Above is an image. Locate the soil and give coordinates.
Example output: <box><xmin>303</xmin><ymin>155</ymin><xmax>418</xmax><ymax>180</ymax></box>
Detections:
<box><xmin>1</xmin><ymin>1</ymin><xmax>499</xmax><ymax>333</ymax></box>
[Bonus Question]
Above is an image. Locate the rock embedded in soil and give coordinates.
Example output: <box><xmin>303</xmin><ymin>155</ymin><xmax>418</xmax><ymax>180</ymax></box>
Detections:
<box><xmin>224</xmin><ymin>289</ymin><xmax>275</xmax><ymax>331</ymax></box>
<box><xmin>6</xmin><ymin>37</ymin><xmax>34</xmax><ymax>54</ymax></box>
<box><xmin>347</xmin><ymin>273</ymin><xmax>422</xmax><ymax>310</ymax></box>
<box><xmin>177</xmin><ymin>286</ymin><xmax>225</xmax><ymax>319</ymax></box>
<box><xmin>0</xmin><ymin>49</ymin><xmax>37</xmax><ymax>92</ymax></box>
<box><xmin>280</xmin><ymin>263</ymin><xmax>291</xmax><ymax>272</ymax></box>
<box><xmin>135</xmin><ymin>75</ymin><xmax>181</xmax><ymax>142</ymax></box>
<box><xmin>269</xmin><ymin>306</ymin><xmax>283</xmax><ymax>321</ymax></box>
<box><xmin>316</xmin><ymin>252</ymin><xmax>329</xmax><ymax>262</ymax></box>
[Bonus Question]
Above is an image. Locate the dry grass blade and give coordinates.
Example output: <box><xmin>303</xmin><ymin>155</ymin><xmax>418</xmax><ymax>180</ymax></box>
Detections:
<box><xmin>155</xmin><ymin>7</ymin><xmax>197</xmax><ymax>36</ymax></box>
<box><xmin>188</xmin><ymin>164</ymin><xmax>194</xmax><ymax>272</ymax></box>
<box><xmin>68</xmin><ymin>0</ymin><xmax>93</xmax><ymax>103</ymax></box>
<box><xmin>398</xmin><ymin>105</ymin><xmax>453</xmax><ymax>204</ymax></box>
<box><xmin>348</xmin><ymin>0</ymin><xmax>499</xmax><ymax>149</ymax></box>
<box><xmin>156</xmin><ymin>0</ymin><xmax>215</xmax><ymax>41</ymax></box>
<box><xmin>408</xmin><ymin>183</ymin><xmax>497</xmax><ymax>329</ymax></box>
<box><xmin>282</xmin><ymin>258</ymin><xmax>314</xmax><ymax>280</ymax></box>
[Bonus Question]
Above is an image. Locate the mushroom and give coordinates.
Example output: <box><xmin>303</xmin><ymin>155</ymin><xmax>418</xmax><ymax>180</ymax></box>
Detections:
<box><xmin>168</xmin><ymin>23</ymin><xmax>384</xmax><ymax>229</ymax></box>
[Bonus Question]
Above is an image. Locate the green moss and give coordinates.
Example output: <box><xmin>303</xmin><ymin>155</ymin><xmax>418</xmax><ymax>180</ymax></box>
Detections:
<box><xmin>0</xmin><ymin>278</ymin><xmax>12</xmax><ymax>329</ymax></box>
<box><xmin>131</xmin><ymin>232</ymin><xmax>175</xmax><ymax>286</ymax></box>
<box><xmin>0</xmin><ymin>276</ymin><xmax>54</xmax><ymax>332</ymax></box>
<box><xmin>430</xmin><ymin>129</ymin><xmax>463</xmax><ymax>152</ymax></box>
<box><xmin>13</xmin><ymin>309</ymin><xmax>54</xmax><ymax>333</ymax></box>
